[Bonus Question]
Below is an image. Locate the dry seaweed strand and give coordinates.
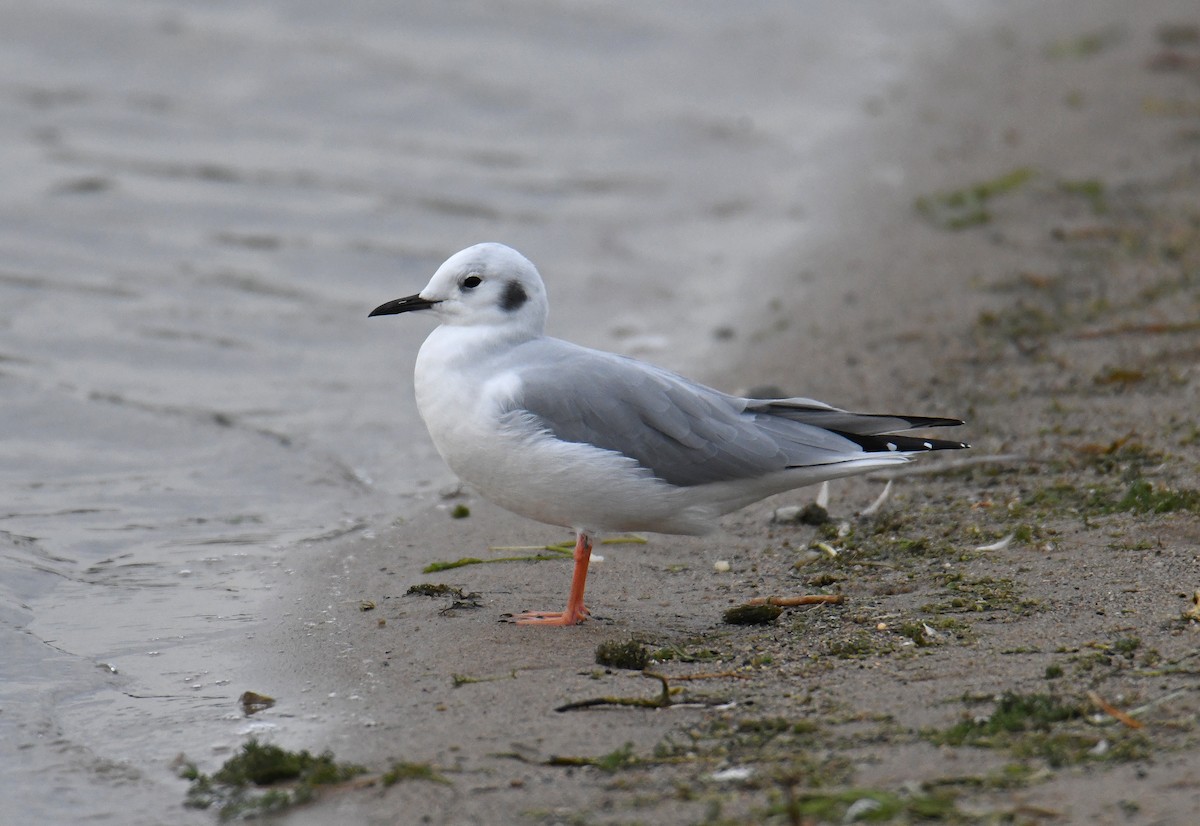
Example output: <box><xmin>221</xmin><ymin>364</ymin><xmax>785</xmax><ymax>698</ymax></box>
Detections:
<box><xmin>554</xmin><ymin>670</ymin><xmax>741</xmax><ymax>713</ymax></box>
<box><xmin>555</xmin><ymin>672</ymin><xmax>673</xmax><ymax>712</ymax></box>
<box><xmin>666</xmin><ymin>670</ymin><xmax>752</xmax><ymax>681</ymax></box>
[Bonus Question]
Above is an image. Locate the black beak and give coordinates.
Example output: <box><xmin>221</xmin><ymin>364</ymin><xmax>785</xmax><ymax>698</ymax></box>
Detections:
<box><xmin>368</xmin><ymin>293</ymin><xmax>439</xmax><ymax>317</ymax></box>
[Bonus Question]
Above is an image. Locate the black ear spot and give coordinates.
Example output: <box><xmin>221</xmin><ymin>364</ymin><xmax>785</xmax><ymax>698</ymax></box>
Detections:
<box><xmin>501</xmin><ymin>280</ymin><xmax>527</xmax><ymax>312</ymax></box>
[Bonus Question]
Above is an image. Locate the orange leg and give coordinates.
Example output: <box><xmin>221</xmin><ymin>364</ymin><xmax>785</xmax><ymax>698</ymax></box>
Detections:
<box><xmin>513</xmin><ymin>532</ymin><xmax>592</xmax><ymax>626</ymax></box>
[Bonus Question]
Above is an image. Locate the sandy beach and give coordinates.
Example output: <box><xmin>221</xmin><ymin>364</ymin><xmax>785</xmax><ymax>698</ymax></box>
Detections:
<box><xmin>274</xmin><ymin>4</ymin><xmax>1200</xmax><ymax>824</ymax></box>
<box><xmin>2</xmin><ymin>1</ymin><xmax>1197</xmax><ymax>824</ymax></box>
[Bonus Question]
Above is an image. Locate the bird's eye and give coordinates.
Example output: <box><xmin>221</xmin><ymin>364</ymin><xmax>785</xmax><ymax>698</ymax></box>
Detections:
<box><xmin>462</xmin><ymin>275</ymin><xmax>482</xmax><ymax>290</ymax></box>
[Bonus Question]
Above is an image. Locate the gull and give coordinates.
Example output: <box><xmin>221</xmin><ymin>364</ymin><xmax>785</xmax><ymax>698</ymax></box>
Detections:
<box><xmin>370</xmin><ymin>243</ymin><xmax>967</xmax><ymax>626</ymax></box>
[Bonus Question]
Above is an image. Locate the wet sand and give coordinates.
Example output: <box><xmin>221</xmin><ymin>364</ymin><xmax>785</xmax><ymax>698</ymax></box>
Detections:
<box><xmin>2</xmin><ymin>1</ymin><xmax>1197</xmax><ymax>824</ymax></box>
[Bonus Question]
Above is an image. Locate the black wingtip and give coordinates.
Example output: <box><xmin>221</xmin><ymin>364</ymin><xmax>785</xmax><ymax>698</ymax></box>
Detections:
<box><xmin>832</xmin><ymin>430</ymin><xmax>970</xmax><ymax>454</ymax></box>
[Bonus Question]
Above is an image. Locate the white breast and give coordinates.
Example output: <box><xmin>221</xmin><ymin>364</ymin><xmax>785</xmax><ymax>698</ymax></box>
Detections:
<box><xmin>412</xmin><ymin>325</ymin><xmax>718</xmax><ymax>535</ymax></box>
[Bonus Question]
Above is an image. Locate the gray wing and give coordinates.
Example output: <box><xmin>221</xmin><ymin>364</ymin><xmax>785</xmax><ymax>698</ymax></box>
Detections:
<box><xmin>495</xmin><ymin>339</ymin><xmax>878</xmax><ymax>487</ymax></box>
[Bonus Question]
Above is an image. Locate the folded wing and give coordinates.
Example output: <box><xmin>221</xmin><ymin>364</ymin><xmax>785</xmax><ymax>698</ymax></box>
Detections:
<box><xmin>501</xmin><ymin>339</ymin><xmax>966</xmax><ymax>488</ymax></box>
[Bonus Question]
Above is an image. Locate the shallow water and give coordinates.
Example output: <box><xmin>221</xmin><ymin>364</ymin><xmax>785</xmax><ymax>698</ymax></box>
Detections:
<box><xmin>0</xmin><ymin>1</ymin><xmax>1005</xmax><ymax>821</ymax></box>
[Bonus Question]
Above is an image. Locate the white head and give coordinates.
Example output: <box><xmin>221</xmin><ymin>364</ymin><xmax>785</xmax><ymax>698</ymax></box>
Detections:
<box><xmin>369</xmin><ymin>243</ymin><xmax>548</xmax><ymax>335</ymax></box>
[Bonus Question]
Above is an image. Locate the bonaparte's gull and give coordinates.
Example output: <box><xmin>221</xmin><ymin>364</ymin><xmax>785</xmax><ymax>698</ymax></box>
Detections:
<box><xmin>370</xmin><ymin>243</ymin><xmax>967</xmax><ymax>626</ymax></box>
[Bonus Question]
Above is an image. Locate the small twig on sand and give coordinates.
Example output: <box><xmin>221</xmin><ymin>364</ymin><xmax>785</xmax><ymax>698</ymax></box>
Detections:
<box><xmin>746</xmin><ymin>594</ymin><xmax>845</xmax><ymax>607</ymax></box>
<box><xmin>1087</xmin><ymin>690</ymin><xmax>1144</xmax><ymax>729</ymax></box>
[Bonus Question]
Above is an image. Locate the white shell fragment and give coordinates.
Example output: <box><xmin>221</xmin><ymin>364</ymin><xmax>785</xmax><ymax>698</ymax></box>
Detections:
<box><xmin>974</xmin><ymin>533</ymin><xmax>1014</xmax><ymax>552</ymax></box>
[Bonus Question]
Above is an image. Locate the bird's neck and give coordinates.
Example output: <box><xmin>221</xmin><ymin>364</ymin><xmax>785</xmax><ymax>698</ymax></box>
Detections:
<box><xmin>416</xmin><ymin>322</ymin><xmax>532</xmax><ymax>375</ymax></box>
<box><xmin>413</xmin><ymin>323</ymin><xmax>531</xmax><ymax>431</ymax></box>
